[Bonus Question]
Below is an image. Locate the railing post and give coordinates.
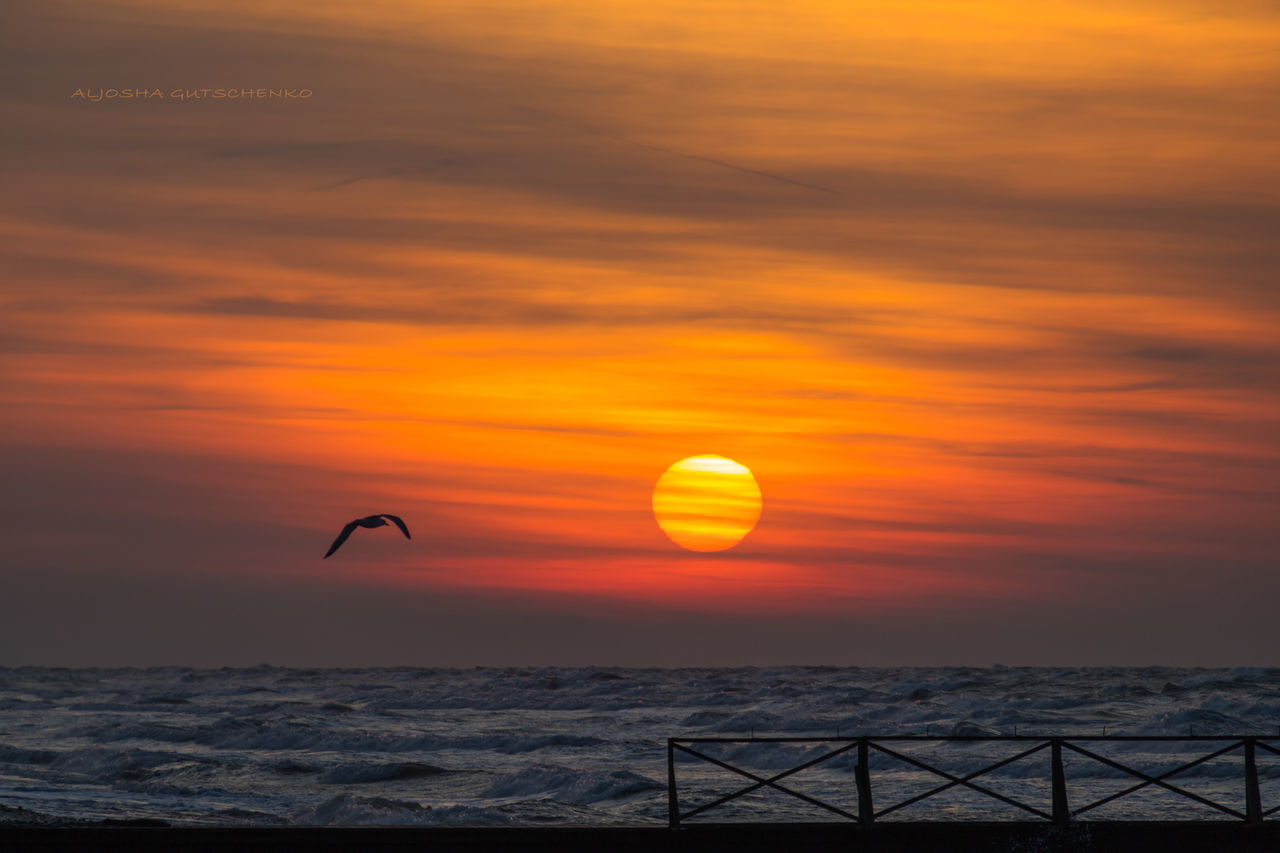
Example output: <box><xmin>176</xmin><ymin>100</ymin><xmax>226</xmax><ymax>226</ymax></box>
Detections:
<box><xmin>1051</xmin><ymin>739</ymin><xmax>1070</xmax><ymax>825</ymax></box>
<box><xmin>856</xmin><ymin>737</ymin><xmax>874</xmax><ymax>827</ymax></box>
<box><xmin>1245</xmin><ymin>738</ymin><xmax>1262</xmax><ymax>825</ymax></box>
<box><xmin>668</xmin><ymin>739</ymin><xmax>681</xmax><ymax>829</ymax></box>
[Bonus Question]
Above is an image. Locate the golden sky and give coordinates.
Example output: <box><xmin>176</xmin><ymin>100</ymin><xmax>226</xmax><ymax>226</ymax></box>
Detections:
<box><xmin>2</xmin><ymin>0</ymin><xmax>1278</xmax><ymax>663</ymax></box>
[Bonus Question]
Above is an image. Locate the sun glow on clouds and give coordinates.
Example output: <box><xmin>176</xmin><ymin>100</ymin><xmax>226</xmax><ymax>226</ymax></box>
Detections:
<box><xmin>2</xmin><ymin>0</ymin><xmax>1279</xmax><ymax>621</ymax></box>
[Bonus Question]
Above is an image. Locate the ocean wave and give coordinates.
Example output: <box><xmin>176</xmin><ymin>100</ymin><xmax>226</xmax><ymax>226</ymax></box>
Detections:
<box><xmin>63</xmin><ymin>717</ymin><xmax>607</xmax><ymax>755</ymax></box>
<box><xmin>0</xmin><ymin>743</ymin><xmax>59</xmax><ymax>766</ymax></box>
<box><xmin>292</xmin><ymin>794</ymin><xmax>511</xmax><ymax>826</ymax></box>
<box><xmin>1135</xmin><ymin>708</ymin><xmax>1253</xmax><ymax>736</ymax></box>
<box><xmin>271</xmin><ymin>760</ymin><xmax>319</xmax><ymax>775</ymax></box>
<box><xmin>320</xmin><ymin>762</ymin><xmax>450</xmax><ymax>784</ymax></box>
<box><xmin>481</xmin><ymin>764</ymin><xmax>664</xmax><ymax>804</ymax></box>
<box><xmin>213</xmin><ymin>807</ymin><xmax>284</xmax><ymax>824</ymax></box>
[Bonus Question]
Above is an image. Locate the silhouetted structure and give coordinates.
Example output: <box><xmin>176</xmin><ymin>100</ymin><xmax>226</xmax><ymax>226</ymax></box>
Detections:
<box><xmin>668</xmin><ymin>734</ymin><xmax>1280</xmax><ymax>827</ymax></box>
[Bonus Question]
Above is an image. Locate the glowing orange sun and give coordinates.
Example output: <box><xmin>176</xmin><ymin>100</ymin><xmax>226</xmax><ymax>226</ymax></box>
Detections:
<box><xmin>652</xmin><ymin>455</ymin><xmax>763</xmax><ymax>552</ymax></box>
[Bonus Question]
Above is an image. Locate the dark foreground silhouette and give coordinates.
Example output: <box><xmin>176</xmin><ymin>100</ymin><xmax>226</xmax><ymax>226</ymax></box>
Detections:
<box><xmin>4</xmin><ymin>822</ymin><xmax>1279</xmax><ymax>853</ymax></box>
<box><xmin>323</xmin><ymin>514</ymin><xmax>411</xmax><ymax>558</ymax></box>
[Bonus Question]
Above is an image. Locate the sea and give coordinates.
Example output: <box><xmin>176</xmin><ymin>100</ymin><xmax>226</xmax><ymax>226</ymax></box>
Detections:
<box><xmin>1</xmin><ymin>666</ymin><xmax>1278</xmax><ymax>826</ymax></box>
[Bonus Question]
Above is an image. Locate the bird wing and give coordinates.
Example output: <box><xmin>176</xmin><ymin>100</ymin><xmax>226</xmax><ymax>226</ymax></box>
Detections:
<box><xmin>381</xmin><ymin>514</ymin><xmax>411</xmax><ymax>539</ymax></box>
<box><xmin>324</xmin><ymin>521</ymin><xmax>360</xmax><ymax>558</ymax></box>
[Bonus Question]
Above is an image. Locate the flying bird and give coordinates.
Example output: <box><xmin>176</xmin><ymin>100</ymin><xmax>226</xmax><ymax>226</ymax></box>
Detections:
<box><xmin>324</xmin><ymin>514</ymin><xmax>411</xmax><ymax>558</ymax></box>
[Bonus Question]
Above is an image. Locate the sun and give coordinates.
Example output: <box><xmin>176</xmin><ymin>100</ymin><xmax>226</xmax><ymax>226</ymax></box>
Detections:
<box><xmin>652</xmin><ymin>455</ymin><xmax>763</xmax><ymax>552</ymax></box>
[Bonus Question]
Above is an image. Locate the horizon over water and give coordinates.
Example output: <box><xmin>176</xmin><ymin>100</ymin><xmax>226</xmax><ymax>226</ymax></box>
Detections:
<box><xmin>2</xmin><ymin>665</ymin><xmax>1279</xmax><ymax>826</ymax></box>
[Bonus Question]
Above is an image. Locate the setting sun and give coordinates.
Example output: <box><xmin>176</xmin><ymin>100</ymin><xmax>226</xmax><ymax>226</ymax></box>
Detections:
<box><xmin>652</xmin><ymin>455</ymin><xmax>763</xmax><ymax>552</ymax></box>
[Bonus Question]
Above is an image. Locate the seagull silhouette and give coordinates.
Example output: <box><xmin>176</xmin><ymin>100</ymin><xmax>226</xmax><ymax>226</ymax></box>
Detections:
<box><xmin>324</xmin><ymin>514</ymin><xmax>411</xmax><ymax>558</ymax></box>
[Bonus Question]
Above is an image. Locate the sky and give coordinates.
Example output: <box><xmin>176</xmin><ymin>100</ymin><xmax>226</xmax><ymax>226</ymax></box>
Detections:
<box><xmin>2</xmin><ymin>0</ymin><xmax>1278</xmax><ymax>666</ymax></box>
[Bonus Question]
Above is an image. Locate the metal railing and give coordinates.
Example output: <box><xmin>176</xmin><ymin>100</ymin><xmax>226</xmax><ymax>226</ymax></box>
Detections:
<box><xmin>667</xmin><ymin>735</ymin><xmax>1280</xmax><ymax>828</ymax></box>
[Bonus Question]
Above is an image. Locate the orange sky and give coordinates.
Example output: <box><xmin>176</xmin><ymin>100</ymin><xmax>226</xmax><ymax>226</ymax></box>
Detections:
<box><xmin>2</xmin><ymin>0</ymin><xmax>1278</xmax><ymax>663</ymax></box>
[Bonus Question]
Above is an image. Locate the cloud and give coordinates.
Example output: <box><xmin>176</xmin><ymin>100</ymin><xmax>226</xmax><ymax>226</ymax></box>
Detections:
<box><xmin>6</xmin><ymin>0</ymin><xmax>1279</xmax><ymax>305</ymax></box>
